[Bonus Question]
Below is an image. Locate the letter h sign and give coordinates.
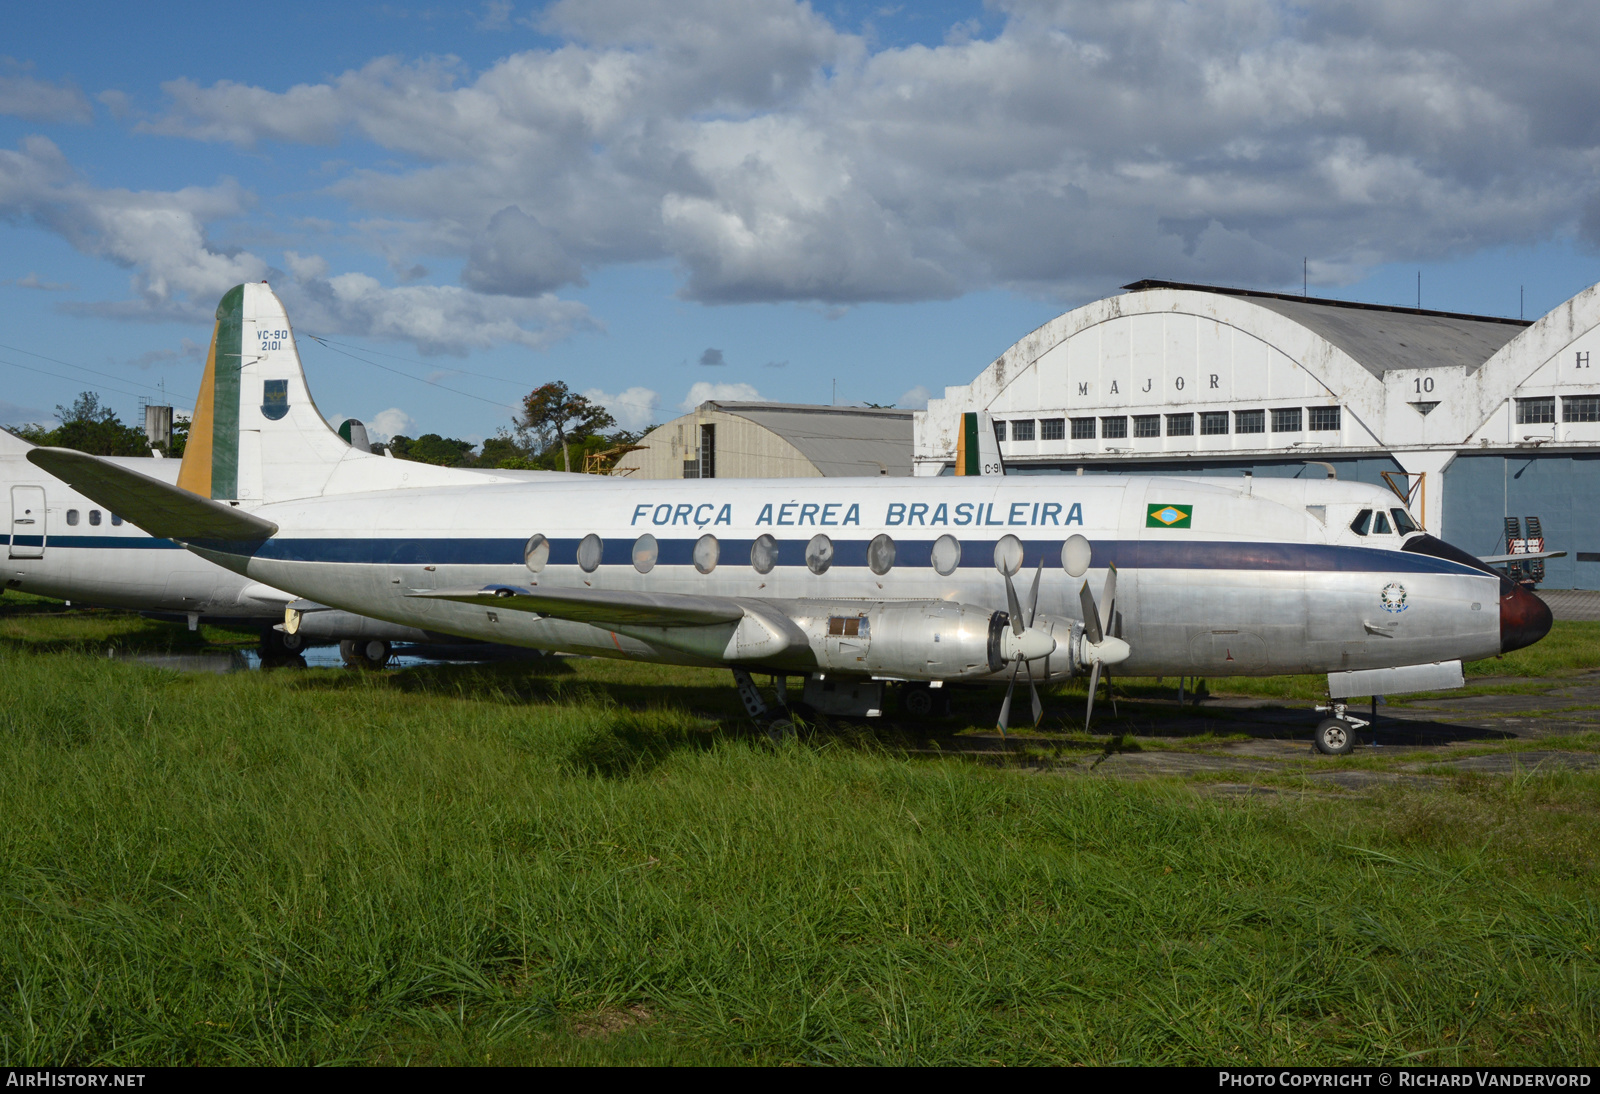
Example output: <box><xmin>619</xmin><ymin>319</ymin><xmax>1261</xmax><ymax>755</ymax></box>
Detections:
<box><xmin>1578</xmin><ymin>351</ymin><xmax>1591</xmax><ymax>369</ymax></box>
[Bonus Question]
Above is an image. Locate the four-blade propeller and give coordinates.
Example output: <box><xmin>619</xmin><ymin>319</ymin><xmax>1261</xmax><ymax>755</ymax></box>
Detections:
<box><xmin>994</xmin><ymin>545</ymin><xmax>1132</xmax><ymax>735</ymax></box>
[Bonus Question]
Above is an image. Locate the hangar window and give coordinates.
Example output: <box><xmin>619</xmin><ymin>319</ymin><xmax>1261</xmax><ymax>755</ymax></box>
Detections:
<box><xmin>1516</xmin><ymin>397</ymin><xmax>1555</xmax><ymax>424</ymax></box>
<box><xmin>1010</xmin><ymin>419</ymin><xmax>1036</xmax><ymax>442</ymax></box>
<box><xmin>1271</xmin><ymin>407</ymin><xmax>1303</xmax><ymax>433</ymax></box>
<box><xmin>1133</xmin><ymin>415</ymin><xmax>1161</xmax><ymax>438</ymax></box>
<box><xmin>88</xmin><ymin>510</ymin><xmax>102</xmax><ymax>526</ymax></box>
<box><xmin>1350</xmin><ymin>509</ymin><xmax>1372</xmax><ymax>536</ymax></box>
<box><xmin>1235</xmin><ymin>409</ymin><xmax>1265</xmax><ymax>434</ymax></box>
<box><xmin>1165</xmin><ymin>413</ymin><xmax>1194</xmax><ymax>436</ymax></box>
<box><xmin>992</xmin><ymin>420</ymin><xmax>1007</xmax><ymax>443</ymax></box>
<box><xmin>1308</xmin><ymin>406</ymin><xmax>1341</xmax><ymax>431</ymax></box>
<box><xmin>1200</xmin><ymin>412</ymin><xmax>1229</xmax><ymax>435</ymax></box>
<box><xmin>1042</xmin><ymin>418</ymin><xmax>1066</xmax><ymax>441</ymax></box>
<box><xmin>1101</xmin><ymin>416</ymin><xmax>1128</xmax><ymax>439</ymax></box>
<box><xmin>699</xmin><ymin>424</ymin><xmax>716</xmax><ymax>479</ymax></box>
<box><xmin>1563</xmin><ymin>395</ymin><xmax>1600</xmax><ymax>422</ymax></box>
<box><xmin>65</xmin><ymin>509</ymin><xmax>79</xmax><ymax>526</ymax></box>
<box><xmin>1069</xmin><ymin>417</ymin><xmax>1095</xmax><ymax>440</ymax></box>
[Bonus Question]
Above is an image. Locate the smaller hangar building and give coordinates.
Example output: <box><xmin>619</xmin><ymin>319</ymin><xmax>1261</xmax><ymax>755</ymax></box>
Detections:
<box><xmin>614</xmin><ymin>401</ymin><xmax>914</xmax><ymax>480</ymax></box>
<box><xmin>915</xmin><ymin>279</ymin><xmax>1600</xmax><ymax>588</ymax></box>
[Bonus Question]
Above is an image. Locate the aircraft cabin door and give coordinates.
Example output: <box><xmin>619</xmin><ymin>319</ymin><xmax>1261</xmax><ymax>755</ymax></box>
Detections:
<box><xmin>10</xmin><ymin>485</ymin><xmax>46</xmax><ymax>559</ymax></box>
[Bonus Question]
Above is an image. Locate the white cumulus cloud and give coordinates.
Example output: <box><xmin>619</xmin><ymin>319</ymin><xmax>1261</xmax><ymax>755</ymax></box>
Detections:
<box><xmin>584</xmin><ymin>385</ymin><xmax>660</xmax><ymax>431</ymax></box>
<box><xmin>681</xmin><ymin>380</ymin><xmax>762</xmax><ymax>411</ymax></box>
<box><xmin>898</xmin><ymin>385</ymin><xmax>931</xmax><ymax>410</ymax></box>
<box><xmin>127</xmin><ymin>0</ymin><xmax>1600</xmax><ymax>303</ymax></box>
<box><xmin>366</xmin><ymin>407</ymin><xmax>415</xmax><ymax>442</ymax></box>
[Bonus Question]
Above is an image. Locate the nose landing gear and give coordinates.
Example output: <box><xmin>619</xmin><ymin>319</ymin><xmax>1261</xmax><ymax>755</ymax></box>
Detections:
<box><xmin>1312</xmin><ymin>701</ymin><xmax>1367</xmax><ymax>755</ymax></box>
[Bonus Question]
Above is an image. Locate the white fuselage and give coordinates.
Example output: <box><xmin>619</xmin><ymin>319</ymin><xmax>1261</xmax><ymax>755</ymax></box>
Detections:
<box><xmin>2</xmin><ymin>448</ymin><xmax>282</xmax><ymax>620</ymax></box>
<box><xmin>196</xmin><ymin>471</ymin><xmax>1504</xmax><ymax>678</ymax></box>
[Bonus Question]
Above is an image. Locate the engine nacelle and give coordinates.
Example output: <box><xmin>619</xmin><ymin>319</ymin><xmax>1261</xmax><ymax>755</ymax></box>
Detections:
<box><xmin>781</xmin><ymin>599</ymin><xmax>1007</xmax><ymax>681</ymax></box>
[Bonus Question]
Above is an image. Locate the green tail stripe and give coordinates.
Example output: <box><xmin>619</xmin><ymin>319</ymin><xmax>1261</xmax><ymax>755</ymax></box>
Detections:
<box><xmin>962</xmin><ymin>413</ymin><xmax>980</xmax><ymax>476</ymax></box>
<box><xmin>212</xmin><ymin>285</ymin><xmax>243</xmax><ymax>499</ymax></box>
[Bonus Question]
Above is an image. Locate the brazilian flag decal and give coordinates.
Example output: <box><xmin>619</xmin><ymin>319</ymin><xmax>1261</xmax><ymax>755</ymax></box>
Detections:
<box><xmin>1146</xmin><ymin>504</ymin><xmax>1193</xmax><ymax>528</ymax></box>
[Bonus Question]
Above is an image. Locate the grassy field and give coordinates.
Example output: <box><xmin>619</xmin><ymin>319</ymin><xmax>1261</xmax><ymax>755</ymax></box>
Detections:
<box><xmin>2</xmin><ymin>593</ymin><xmax>1598</xmax><ymax>1065</ymax></box>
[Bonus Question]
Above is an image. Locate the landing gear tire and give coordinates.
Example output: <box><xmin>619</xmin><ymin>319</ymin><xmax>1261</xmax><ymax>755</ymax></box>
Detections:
<box><xmin>901</xmin><ymin>682</ymin><xmax>934</xmax><ymax>718</ymax></box>
<box><xmin>1314</xmin><ymin>717</ymin><xmax>1355</xmax><ymax>756</ymax></box>
<box><xmin>259</xmin><ymin>628</ymin><xmax>305</xmax><ymax>659</ymax></box>
<box><xmin>340</xmin><ymin>638</ymin><xmax>391</xmax><ymax>670</ymax></box>
<box><xmin>765</xmin><ymin>717</ymin><xmax>797</xmax><ymax>742</ymax></box>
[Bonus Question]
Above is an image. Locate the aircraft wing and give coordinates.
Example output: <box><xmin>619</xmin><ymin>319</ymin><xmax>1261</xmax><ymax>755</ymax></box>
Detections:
<box><xmin>25</xmin><ymin>447</ymin><xmax>279</xmax><ymax>542</ymax></box>
<box><xmin>1477</xmin><ymin>550</ymin><xmax>1567</xmax><ymax>564</ymax></box>
<box><xmin>413</xmin><ymin>585</ymin><xmax>746</xmax><ymax>627</ymax></box>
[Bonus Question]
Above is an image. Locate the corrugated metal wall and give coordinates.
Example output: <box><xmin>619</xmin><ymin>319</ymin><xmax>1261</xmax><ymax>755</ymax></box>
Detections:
<box><xmin>613</xmin><ymin>409</ymin><xmax>821</xmax><ymax>479</ymax></box>
<box><xmin>1443</xmin><ymin>453</ymin><xmax>1600</xmax><ymax>590</ymax></box>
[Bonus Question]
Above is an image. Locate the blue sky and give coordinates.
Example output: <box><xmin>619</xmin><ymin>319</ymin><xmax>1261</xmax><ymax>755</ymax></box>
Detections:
<box><xmin>3</xmin><ymin>0</ymin><xmax>1598</xmax><ymax>443</ymax></box>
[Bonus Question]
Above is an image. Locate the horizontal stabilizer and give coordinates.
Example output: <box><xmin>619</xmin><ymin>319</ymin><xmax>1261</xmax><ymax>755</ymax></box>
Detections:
<box><xmin>1477</xmin><ymin>550</ymin><xmax>1566</xmax><ymax>564</ymax></box>
<box><xmin>412</xmin><ymin>585</ymin><xmax>745</xmax><ymax>628</ymax></box>
<box><xmin>26</xmin><ymin>447</ymin><xmax>279</xmax><ymax>542</ymax></box>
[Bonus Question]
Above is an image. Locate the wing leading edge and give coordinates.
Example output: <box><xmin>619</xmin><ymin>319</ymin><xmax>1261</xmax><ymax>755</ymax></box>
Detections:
<box><xmin>25</xmin><ymin>447</ymin><xmax>279</xmax><ymax>542</ymax></box>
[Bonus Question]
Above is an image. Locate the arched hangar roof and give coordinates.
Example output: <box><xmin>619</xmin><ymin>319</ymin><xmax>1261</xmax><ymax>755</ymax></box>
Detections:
<box><xmin>1123</xmin><ymin>281</ymin><xmax>1528</xmax><ymax>379</ymax></box>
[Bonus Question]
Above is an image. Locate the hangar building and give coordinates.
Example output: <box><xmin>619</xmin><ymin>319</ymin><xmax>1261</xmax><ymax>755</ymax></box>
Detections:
<box><xmin>914</xmin><ymin>279</ymin><xmax>1600</xmax><ymax>589</ymax></box>
<box><xmin>614</xmin><ymin>401</ymin><xmax>914</xmax><ymax>480</ymax></box>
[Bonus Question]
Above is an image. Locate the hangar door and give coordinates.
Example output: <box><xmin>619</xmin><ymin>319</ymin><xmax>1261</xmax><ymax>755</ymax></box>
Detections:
<box><xmin>9</xmin><ymin>485</ymin><xmax>46</xmax><ymax>559</ymax></box>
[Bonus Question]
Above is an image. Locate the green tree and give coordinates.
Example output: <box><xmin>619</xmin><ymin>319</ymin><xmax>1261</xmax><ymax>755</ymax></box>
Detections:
<box><xmin>516</xmin><ymin>382</ymin><xmax>615</xmax><ymax>473</ymax></box>
<box><xmin>387</xmin><ymin>433</ymin><xmax>478</xmax><ymax>467</ymax></box>
<box><xmin>8</xmin><ymin>392</ymin><xmax>150</xmax><ymax>456</ymax></box>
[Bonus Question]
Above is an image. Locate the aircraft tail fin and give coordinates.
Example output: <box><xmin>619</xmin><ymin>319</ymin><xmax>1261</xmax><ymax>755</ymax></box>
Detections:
<box><xmin>954</xmin><ymin>411</ymin><xmax>1005</xmax><ymax>476</ymax></box>
<box><xmin>177</xmin><ymin>282</ymin><xmax>381</xmax><ymax>505</ymax></box>
<box><xmin>0</xmin><ymin>428</ymin><xmax>33</xmax><ymax>456</ymax></box>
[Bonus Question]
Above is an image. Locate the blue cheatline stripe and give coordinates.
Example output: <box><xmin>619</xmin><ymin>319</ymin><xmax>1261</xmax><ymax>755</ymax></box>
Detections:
<box><xmin>32</xmin><ymin>536</ymin><xmax>183</xmax><ymax>550</ymax></box>
<box><xmin>191</xmin><ymin>535</ymin><xmax>1483</xmax><ymax>577</ymax></box>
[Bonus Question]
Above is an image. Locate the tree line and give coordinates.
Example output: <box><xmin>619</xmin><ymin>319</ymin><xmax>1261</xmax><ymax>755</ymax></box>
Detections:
<box><xmin>5</xmin><ymin>383</ymin><xmax>655</xmax><ymax>473</ymax></box>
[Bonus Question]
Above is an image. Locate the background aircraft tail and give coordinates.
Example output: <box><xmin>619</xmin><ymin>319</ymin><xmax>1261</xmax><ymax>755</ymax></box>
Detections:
<box><xmin>954</xmin><ymin>411</ymin><xmax>1005</xmax><ymax>476</ymax></box>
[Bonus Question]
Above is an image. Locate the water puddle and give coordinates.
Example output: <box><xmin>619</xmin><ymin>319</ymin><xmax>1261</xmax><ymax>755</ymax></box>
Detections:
<box><xmin>110</xmin><ymin>642</ymin><xmax>547</xmax><ymax>674</ymax></box>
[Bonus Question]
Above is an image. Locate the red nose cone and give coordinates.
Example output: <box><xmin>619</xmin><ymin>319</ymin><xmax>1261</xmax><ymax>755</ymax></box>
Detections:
<box><xmin>1501</xmin><ymin>583</ymin><xmax>1553</xmax><ymax>654</ymax></box>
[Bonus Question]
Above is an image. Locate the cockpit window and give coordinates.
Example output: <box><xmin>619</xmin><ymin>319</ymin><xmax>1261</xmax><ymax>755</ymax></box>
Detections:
<box><xmin>1372</xmin><ymin>511</ymin><xmax>1393</xmax><ymax>535</ymax></box>
<box><xmin>1350</xmin><ymin>509</ymin><xmax>1372</xmax><ymax>536</ymax></box>
<box><xmin>1391</xmin><ymin>508</ymin><xmax>1418</xmax><ymax>535</ymax></box>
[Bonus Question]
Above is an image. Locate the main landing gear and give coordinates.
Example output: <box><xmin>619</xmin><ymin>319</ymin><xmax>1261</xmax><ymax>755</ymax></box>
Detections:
<box><xmin>1312</xmin><ymin>701</ymin><xmax>1368</xmax><ymax>756</ymax></box>
<box><xmin>340</xmin><ymin>638</ymin><xmax>392</xmax><ymax>670</ymax></box>
<box><xmin>259</xmin><ymin>627</ymin><xmax>307</xmax><ymax>667</ymax></box>
<box><xmin>732</xmin><ymin>668</ymin><xmax>796</xmax><ymax>740</ymax></box>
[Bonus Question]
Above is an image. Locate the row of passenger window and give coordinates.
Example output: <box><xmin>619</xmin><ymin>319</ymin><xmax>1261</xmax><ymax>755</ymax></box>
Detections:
<box><xmin>1515</xmin><ymin>395</ymin><xmax>1600</xmax><ymax>424</ymax></box>
<box><xmin>524</xmin><ymin>531</ymin><xmax>1056</xmax><ymax>579</ymax></box>
<box><xmin>1000</xmin><ymin>407</ymin><xmax>1341</xmax><ymax>441</ymax></box>
<box><xmin>64</xmin><ymin>509</ymin><xmax>122</xmax><ymax>527</ymax></box>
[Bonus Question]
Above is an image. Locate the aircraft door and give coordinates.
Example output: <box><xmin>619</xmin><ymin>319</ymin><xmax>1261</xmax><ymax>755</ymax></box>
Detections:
<box><xmin>9</xmin><ymin>485</ymin><xmax>46</xmax><ymax>559</ymax></box>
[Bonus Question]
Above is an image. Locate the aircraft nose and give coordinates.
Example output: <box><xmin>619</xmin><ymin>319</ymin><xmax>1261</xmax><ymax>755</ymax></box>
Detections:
<box><xmin>1501</xmin><ymin>581</ymin><xmax>1553</xmax><ymax>654</ymax></box>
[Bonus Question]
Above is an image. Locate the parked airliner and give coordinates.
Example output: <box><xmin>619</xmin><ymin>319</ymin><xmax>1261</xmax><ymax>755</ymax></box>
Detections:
<box><xmin>30</xmin><ymin>283</ymin><xmax>1552</xmax><ymax>753</ymax></box>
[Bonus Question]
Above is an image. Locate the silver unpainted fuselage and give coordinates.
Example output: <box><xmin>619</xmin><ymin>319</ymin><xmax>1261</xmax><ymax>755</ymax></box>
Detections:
<box><xmin>193</xmin><ymin>471</ymin><xmax>1521</xmax><ymax>679</ymax></box>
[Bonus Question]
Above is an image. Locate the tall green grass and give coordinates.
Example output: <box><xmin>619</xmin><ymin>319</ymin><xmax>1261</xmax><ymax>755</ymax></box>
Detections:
<box><xmin>1</xmin><ymin>638</ymin><xmax>1598</xmax><ymax>1065</ymax></box>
